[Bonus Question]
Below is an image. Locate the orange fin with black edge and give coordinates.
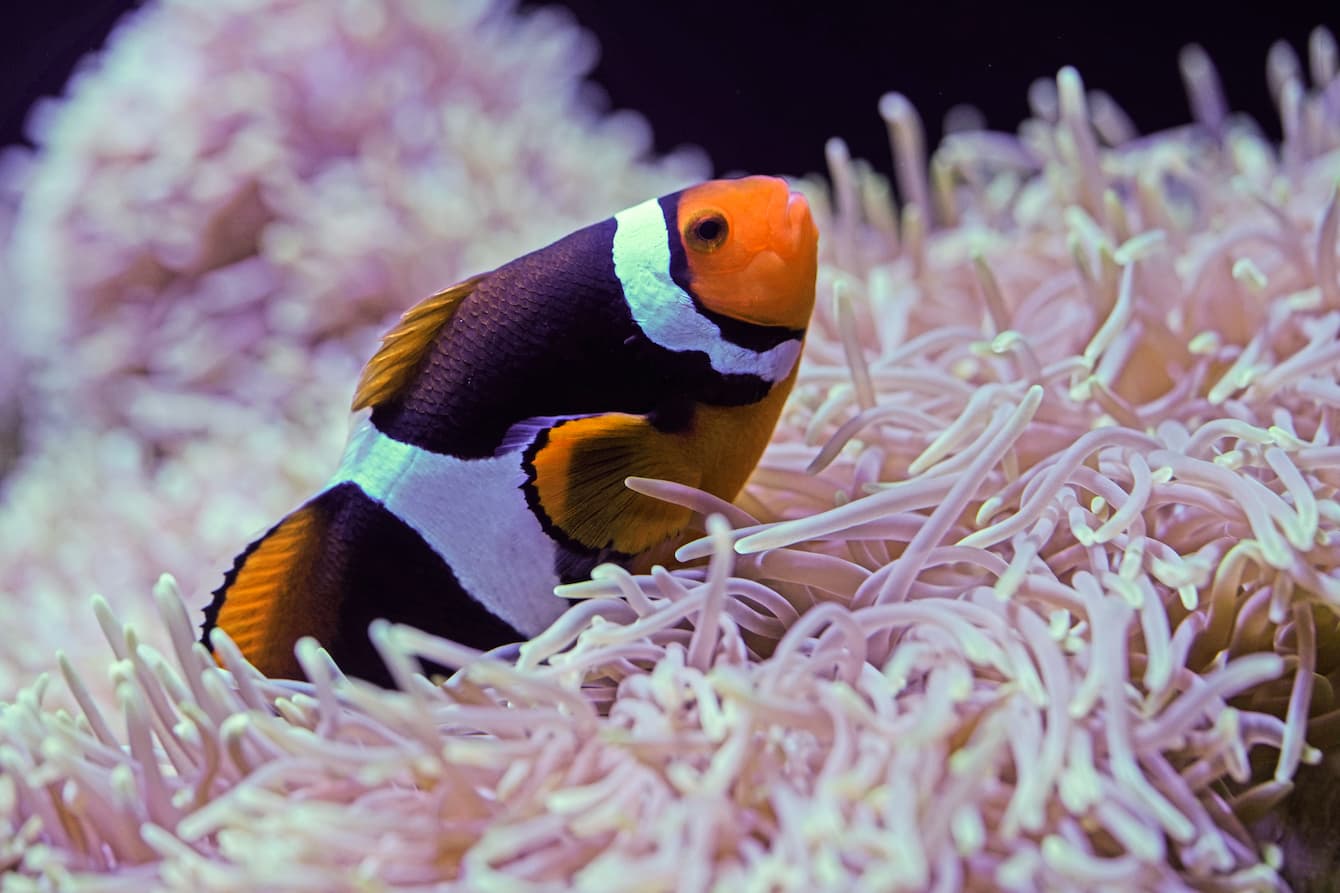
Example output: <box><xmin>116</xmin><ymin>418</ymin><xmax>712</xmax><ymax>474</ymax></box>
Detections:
<box><xmin>202</xmin><ymin>482</ymin><xmax>531</xmax><ymax>686</ymax></box>
<box><xmin>519</xmin><ymin>412</ymin><xmax>701</xmax><ymax>558</ymax></box>
<box><xmin>351</xmin><ymin>274</ymin><xmax>487</xmax><ymax>411</ymax></box>
<box><xmin>200</xmin><ymin>498</ymin><xmax>336</xmax><ymax>680</ymax></box>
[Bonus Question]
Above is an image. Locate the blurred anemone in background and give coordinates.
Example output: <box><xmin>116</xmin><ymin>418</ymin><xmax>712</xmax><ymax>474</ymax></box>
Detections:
<box><xmin>3</xmin><ymin>0</ymin><xmax>1340</xmax><ymax>890</ymax></box>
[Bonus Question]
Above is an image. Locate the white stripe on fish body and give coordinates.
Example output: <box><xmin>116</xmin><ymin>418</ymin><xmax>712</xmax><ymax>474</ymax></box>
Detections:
<box><xmin>328</xmin><ymin>420</ymin><xmax>566</xmax><ymax>637</ymax></box>
<box><xmin>612</xmin><ymin>197</ymin><xmax>802</xmax><ymax>383</ymax></box>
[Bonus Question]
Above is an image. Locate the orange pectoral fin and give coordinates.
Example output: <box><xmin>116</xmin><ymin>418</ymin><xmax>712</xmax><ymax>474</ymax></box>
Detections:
<box><xmin>202</xmin><ymin>499</ymin><xmax>333</xmax><ymax>679</ymax></box>
<box><xmin>523</xmin><ymin>413</ymin><xmax>700</xmax><ymax>557</ymax></box>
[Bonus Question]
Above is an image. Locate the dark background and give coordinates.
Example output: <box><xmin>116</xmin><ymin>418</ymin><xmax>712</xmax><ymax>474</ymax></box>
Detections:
<box><xmin>2</xmin><ymin>1</ymin><xmax>1336</xmax><ymax>181</ymax></box>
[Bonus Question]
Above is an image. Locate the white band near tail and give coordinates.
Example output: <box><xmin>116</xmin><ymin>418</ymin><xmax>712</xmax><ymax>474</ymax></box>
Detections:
<box><xmin>328</xmin><ymin>421</ymin><xmax>567</xmax><ymax>637</ymax></box>
<box><xmin>612</xmin><ymin>198</ymin><xmax>802</xmax><ymax>383</ymax></box>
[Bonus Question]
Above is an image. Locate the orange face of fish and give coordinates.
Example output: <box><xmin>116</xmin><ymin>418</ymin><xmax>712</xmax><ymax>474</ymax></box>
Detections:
<box><xmin>675</xmin><ymin>176</ymin><xmax>819</xmax><ymax>331</ymax></box>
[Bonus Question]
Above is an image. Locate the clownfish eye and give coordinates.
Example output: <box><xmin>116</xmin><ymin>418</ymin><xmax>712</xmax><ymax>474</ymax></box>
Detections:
<box><xmin>684</xmin><ymin>211</ymin><xmax>729</xmax><ymax>252</ymax></box>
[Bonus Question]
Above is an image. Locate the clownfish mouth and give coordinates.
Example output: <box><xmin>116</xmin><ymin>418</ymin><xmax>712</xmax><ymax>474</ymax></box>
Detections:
<box><xmin>787</xmin><ymin>189</ymin><xmax>809</xmax><ymax>223</ymax></box>
<box><xmin>777</xmin><ymin>189</ymin><xmax>818</xmax><ymax>261</ymax></box>
<box><xmin>689</xmin><ymin>186</ymin><xmax>818</xmax><ymax>331</ymax></box>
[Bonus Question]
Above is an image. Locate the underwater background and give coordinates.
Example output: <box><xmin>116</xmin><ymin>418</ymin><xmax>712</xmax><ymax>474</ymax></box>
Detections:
<box><xmin>5</xmin><ymin>3</ymin><xmax>1333</xmax><ymax>180</ymax></box>
<box><xmin>4</xmin><ymin>1</ymin><xmax>1340</xmax><ymax>891</ymax></box>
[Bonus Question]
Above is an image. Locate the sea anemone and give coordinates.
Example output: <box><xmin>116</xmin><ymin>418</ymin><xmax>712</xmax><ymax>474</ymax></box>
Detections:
<box><xmin>3</xmin><ymin>1</ymin><xmax>1340</xmax><ymax>890</ymax></box>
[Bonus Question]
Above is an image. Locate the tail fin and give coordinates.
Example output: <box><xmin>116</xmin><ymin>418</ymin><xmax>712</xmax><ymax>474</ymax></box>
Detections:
<box><xmin>201</xmin><ymin>482</ymin><xmax>527</xmax><ymax>685</ymax></box>
<box><xmin>200</xmin><ymin>496</ymin><xmax>337</xmax><ymax>680</ymax></box>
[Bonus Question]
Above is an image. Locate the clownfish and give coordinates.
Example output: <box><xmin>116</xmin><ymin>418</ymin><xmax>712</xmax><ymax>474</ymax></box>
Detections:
<box><xmin>200</xmin><ymin>176</ymin><xmax>819</xmax><ymax>685</ymax></box>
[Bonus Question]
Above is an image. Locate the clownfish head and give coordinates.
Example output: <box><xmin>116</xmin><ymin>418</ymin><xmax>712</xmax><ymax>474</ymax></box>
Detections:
<box><xmin>670</xmin><ymin>175</ymin><xmax>819</xmax><ymax>332</ymax></box>
<box><xmin>611</xmin><ymin>176</ymin><xmax>819</xmax><ymax>387</ymax></box>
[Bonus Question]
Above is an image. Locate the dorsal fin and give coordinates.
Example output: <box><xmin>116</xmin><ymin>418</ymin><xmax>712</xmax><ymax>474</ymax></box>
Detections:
<box><xmin>351</xmin><ymin>274</ymin><xmax>487</xmax><ymax>411</ymax></box>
